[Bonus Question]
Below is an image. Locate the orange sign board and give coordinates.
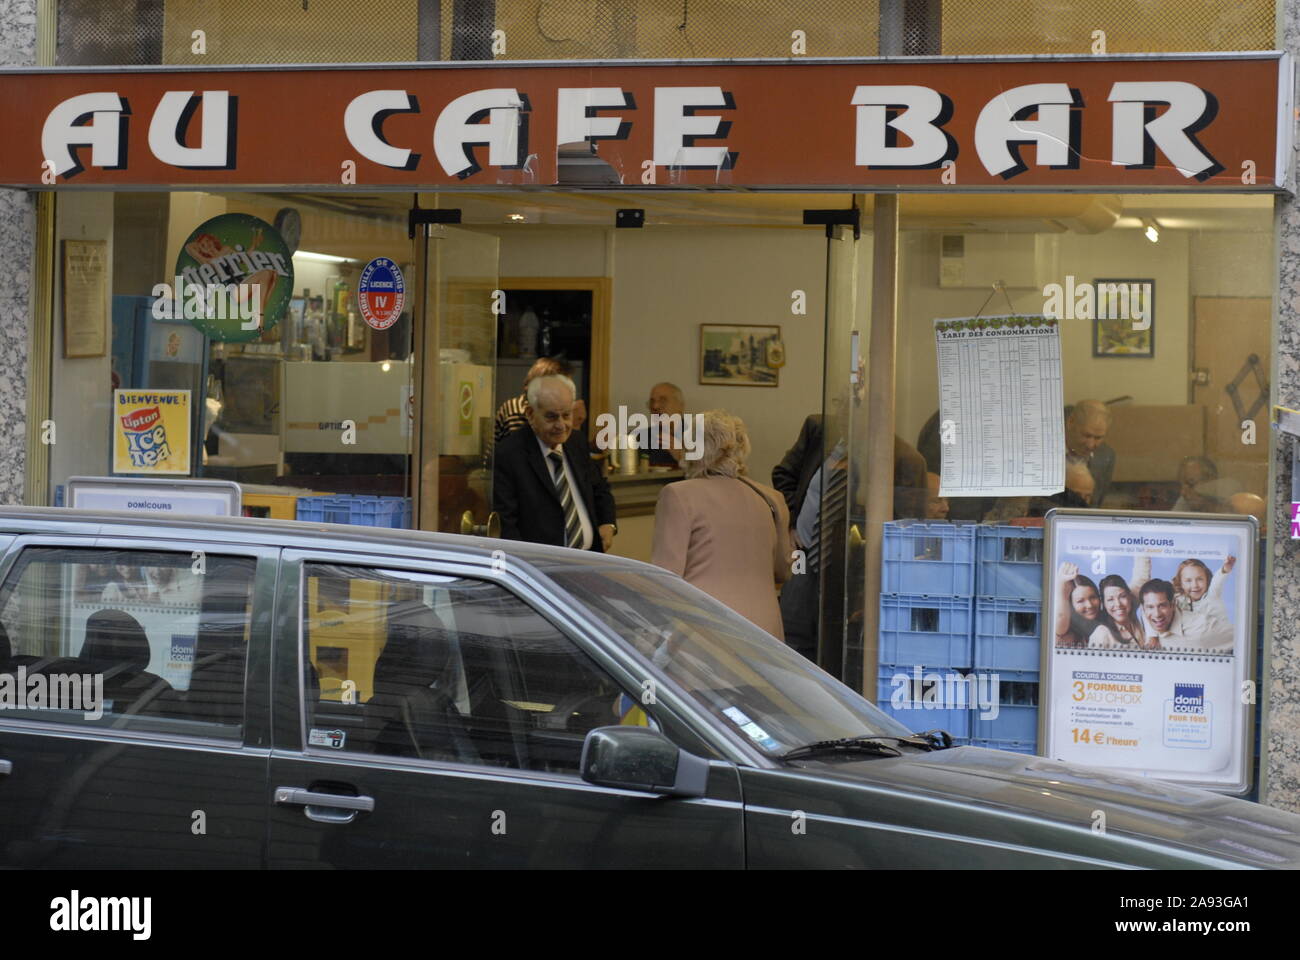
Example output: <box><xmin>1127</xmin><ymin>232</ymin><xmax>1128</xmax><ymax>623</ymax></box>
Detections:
<box><xmin>0</xmin><ymin>55</ymin><xmax>1287</xmax><ymax>189</ymax></box>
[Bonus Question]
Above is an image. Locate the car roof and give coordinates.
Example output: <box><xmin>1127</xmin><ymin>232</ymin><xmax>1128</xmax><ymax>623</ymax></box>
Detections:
<box><xmin>0</xmin><ymin>506</ymin><xmax>653</xmax><ymax>575</ymax></box>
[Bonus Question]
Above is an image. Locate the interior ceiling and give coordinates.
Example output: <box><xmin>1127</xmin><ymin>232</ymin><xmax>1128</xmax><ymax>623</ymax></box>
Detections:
<box><xmin>224</xmin><ymin>190</ymin><xmax>1273</xmax><ymax>258</ymax></box>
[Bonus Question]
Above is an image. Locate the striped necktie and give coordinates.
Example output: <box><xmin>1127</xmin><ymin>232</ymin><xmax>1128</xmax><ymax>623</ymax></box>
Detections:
<box><xmin>548</xmin><ymin>451</ymin><xmax>584</xmax><ymax>549</ymax></box>
<box><xmin>807</xmin><ymin>463</ymin><xmax>850</xmax><ymax>573</ymax></box>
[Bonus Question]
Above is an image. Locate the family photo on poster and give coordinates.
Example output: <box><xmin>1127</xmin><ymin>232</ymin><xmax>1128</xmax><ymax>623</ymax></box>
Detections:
<box><xmin>1044</xmin><ymin>511</ymin><xmax>1255</xmax><ymax>792</ymax></box>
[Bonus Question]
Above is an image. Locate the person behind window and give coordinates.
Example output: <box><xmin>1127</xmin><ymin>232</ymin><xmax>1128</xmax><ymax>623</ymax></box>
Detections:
<box><xmin>1065</xmin><ymin>399</ymin><xmax>1116</xmax><ymax>507</ymax></box>
<box><xmin>643</xmin><ymin>381</ymin><xmax>686</xmax><ymax>468</ymax></box>
<box><xmin>493</xmin><ymin>356</ymin><xmax>571</xmax><ymax>444</ymax></box>
<box><xmin>1172</xmin><ymin>456</ymin><xmax>1243</xmax><ymax>513</ymax></box>
<box><xmin>924</xmin><ymin>472</ymin><xmax>949</xmax><ymax>519</ymax></box>
<box><xmin>493</xmin><ymin>374</ymin><xmax>617</xmax><ymax>552</ymax></box>
<box><xmin>652</xmin><ymin>410</ymin><xmax>792</xmax><ymax>639</ymax></box>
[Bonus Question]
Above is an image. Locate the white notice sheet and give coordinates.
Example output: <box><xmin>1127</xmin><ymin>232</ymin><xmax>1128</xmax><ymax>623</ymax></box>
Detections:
<box><xmin>934</xmin><ymin>315</ymin><xmax>1064</xmax><ymax>498</ymax></box>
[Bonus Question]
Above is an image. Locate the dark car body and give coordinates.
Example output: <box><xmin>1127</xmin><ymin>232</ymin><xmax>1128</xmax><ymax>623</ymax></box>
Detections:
<box><xmin>0</xmin><ymin>507</ymin><xmax>1297</xmax><ymax>869</ymax></box>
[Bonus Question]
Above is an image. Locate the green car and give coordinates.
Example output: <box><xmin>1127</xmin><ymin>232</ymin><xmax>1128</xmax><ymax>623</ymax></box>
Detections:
<box><xmin>0</xmin><ymin>507</ymin><xmax>1295</xmax><ymax>868</ymax></box>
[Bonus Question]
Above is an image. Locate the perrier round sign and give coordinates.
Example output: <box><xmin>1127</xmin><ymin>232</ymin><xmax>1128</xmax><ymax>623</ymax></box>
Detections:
<box><xmin>172</xmin><ymin>213</ymin><xmax>294</xmax><ymax>342</ymax></box>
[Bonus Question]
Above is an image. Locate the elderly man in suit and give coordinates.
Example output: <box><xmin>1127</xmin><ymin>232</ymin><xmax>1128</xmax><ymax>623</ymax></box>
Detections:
<box><xmin>493</xmin><ymin>374</ymin><xmax>617</xmax><ymax>552</ymax></box>
<box><xmin>1065</xmin><ymin>399</ymin><xmax>1117</xmax><ymax>507</ymax></box>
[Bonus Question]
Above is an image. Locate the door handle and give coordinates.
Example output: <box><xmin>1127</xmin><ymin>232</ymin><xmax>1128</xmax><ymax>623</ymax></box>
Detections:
<box><xmin>275</xmin><ymin>786</ymin><xmax>374</xmax><ymax>824</ymax></box>
<box><xmin>0</xmin><ymin>760</ymin><xmax>11</xmax><ymax>776</ymax></box>
<box><xmin>460</xmin><ymin>510</ymin><xmax>501</xmax><ymax>538</ymax></box>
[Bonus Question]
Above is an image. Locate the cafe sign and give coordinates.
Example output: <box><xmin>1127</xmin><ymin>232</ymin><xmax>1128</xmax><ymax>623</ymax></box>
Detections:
<box><xmin>0</xmin><ymin>54</ymin><xmax>1289</xmax><ymax>190</ymax></box>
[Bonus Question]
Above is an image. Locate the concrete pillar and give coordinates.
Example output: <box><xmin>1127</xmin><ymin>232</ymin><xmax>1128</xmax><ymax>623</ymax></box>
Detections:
<box><xmin>1265</xmin><ymin>4</ymin><xmax>1300</xmax><ymax>810</ymax></box>
<box><xmin>0</xmin><ymin>0</ymin><xmax>37</xmax><ymax>505</ymax></box>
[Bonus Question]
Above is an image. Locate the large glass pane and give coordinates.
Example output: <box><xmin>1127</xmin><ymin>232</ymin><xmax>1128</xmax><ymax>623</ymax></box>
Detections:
<box><xmin>415</xmin><ymin>220</ymin><xmax>500</xmax><ymax>533</ymax></box>
<box><xmin>895</xmin><ymin>194</ymin><xmax>1274</xmax><ymax>526</ymax></box>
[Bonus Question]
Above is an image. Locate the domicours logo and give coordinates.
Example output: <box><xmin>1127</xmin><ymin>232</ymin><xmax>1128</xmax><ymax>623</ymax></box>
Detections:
<box><xmin>120</xmin><ymin>406</ymin><xmax>172</xmax><ymax>469</ymax></box>
<box><xmin>1172</xmin><ymin>682</ymin><xmax>1205</xmax><ymax>714</ymax></box>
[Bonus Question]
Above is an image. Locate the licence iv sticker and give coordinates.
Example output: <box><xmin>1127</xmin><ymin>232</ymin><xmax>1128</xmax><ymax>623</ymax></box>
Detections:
<box><xmin>722</xmin><ymin>707</ymin><xmax>781</xmax><ymax>751</ymax></box>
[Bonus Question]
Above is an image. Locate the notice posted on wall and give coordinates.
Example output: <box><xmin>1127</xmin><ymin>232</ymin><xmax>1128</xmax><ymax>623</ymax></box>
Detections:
<box><xmin>934</xmin><ymin>315</ymin><xmax>1064</xmax><ymax>498</ymax></box>
<box><xmin>1043</xmin><ymin>510</ymin><xmax>1256</xmax><ymax>793</ymax></box>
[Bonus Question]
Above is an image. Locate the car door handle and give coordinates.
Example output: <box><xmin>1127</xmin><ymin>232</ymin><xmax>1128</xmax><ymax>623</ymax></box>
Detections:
<box><xmin>0</xmin><ymin>760</ymin><xmax>11</xmax><ymax>776</ymax></box>
<box><xmin>274</xmin><ymin>787</ymin><xmax>375</xmax><ymax>824</ymax></box>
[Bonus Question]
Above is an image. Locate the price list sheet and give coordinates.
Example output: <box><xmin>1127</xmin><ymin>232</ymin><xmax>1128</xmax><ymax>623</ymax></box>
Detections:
<box><xmin>934</xmin><ymin>315</ymin><xmax>1064</xmax><ymax>498</ymax></box>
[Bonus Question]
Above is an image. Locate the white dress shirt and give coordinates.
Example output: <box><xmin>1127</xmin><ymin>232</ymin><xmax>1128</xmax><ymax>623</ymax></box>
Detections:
<box><xmin>536</xmin><ymin>434</ymin><xmax>594</xmax><ymax>550</ymax></box>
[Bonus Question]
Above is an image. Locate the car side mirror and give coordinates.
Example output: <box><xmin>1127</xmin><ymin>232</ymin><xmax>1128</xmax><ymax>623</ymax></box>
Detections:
<box><xmin>580</xmin><ymin>726</ymin><xmax>710</xmax><ymax>798</ymax></box>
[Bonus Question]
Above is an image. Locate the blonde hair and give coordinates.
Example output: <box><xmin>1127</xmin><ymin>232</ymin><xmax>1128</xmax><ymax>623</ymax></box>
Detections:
<box><xmin>685</xmin><ymin>410</ymin><xmax>750</xmax><ymax>479</ymax></box>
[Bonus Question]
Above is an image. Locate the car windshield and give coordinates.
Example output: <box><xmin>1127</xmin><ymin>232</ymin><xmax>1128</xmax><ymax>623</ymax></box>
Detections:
<box><xmin>544</xmin><ymin>562</ymin><xmax>914</xmax><ymax>756</ymax></box>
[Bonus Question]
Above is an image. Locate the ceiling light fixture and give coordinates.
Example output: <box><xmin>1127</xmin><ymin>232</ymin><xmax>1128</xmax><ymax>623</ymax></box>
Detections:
<box><xmin>508</xmin><ymin>213</ymin><xmax>526</xmax><ymax>222</ymax></box>
<box><xmin>1142</xmin><ymin>218</ymin><xmax>1160</xmax><ymax>243</ymax></box>
<box><xmin>292</xmin><ymin>250</ymin><xmax>356</xmax><ymax>264</ymax></box>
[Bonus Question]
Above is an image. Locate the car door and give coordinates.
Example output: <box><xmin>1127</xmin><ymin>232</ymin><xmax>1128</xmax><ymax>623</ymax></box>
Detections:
<box><xmin>0</xmin><ymin>533</ymin><xmax>275</xmax><ymax>867</ymax></box>
<box><xmin>266</xmin><ymin>550</ymin><xmax>744</xmax><ymax>868</ymax></box>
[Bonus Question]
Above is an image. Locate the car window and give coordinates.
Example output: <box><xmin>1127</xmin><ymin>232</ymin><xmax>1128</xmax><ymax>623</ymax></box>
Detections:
<box><xmin>301</xmin><ymin>563</ymin><xmax>652</xmax><ymax>775</ymax></box>
<box><xmin>544</xmin><ymin>563</ymin><xmax>914</xmax><ymax>755</ymax></box>
<box><xmin>0</xmin><ymin>547</ymin><xmax>255</xmax><ymax>738</ymax></box>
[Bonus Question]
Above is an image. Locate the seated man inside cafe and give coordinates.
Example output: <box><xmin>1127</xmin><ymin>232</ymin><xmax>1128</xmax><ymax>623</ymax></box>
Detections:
<box><xmin>1172</xmin><ymin>455</ymin><xmax>1241</xmax><ymax>513</ymax></box>
<box><xmin>983</xmin><ymin>460</ymin><xmax>1094</xmax><ymax>522</ymax></box>
<box><xmin>1065</xmin><ymin>399</ymin><xmax>1117</xmax><ymax>507</ymax></box>
<box><xmin>643</xmin><ymin>381</ymin><xmax>687</xmax><ymax>468</ymax></box>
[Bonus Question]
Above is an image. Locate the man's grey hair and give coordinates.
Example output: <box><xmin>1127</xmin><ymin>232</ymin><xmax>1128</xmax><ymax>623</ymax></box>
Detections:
<box><xmin>654</xmin><ymin>382</ymin><xmax>685</xmax><ymax>408</ymax></box>
<box><xmin>526</xmin><ymin>374</ymin><xmax>576</xmax><ymax>408</ymax></box>
<box><xmin>1069</xmin><ymin>398</ymin><xmax>1111</xmax><ymax>425</ymax></box>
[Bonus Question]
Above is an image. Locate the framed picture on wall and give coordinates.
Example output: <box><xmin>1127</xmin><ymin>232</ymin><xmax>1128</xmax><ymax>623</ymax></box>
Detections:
<box><xmin>1092</xmin><ymin>278</ymin><xmax>1155</xmax><ymax>358</ymax></box>
<box><xmin>699</xmin><ymin>324</ymin><xmax>781</xmax><ymax>386</ymax></box>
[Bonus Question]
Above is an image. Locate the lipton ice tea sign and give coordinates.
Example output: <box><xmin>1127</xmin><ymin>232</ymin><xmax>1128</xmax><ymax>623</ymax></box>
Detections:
<box><xmin>113</xmin><ymin>389</ymin><xmax>192</xmax><ymax>475</ymax></box>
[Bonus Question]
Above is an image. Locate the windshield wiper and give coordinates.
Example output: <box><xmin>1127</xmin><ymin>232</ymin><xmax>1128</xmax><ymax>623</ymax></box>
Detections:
<box><xmin>780</xmin><ymin>730</ymin><xmax>954</xmax><ymax>761</ymax></box>
<box><xmin>868</xmin><ymin>730</ymin><xmax>955</xmax><ymax>751</ymax></box>
<box><xmin>780</xmin><ymin>738</ymin><xmax>903</xmax><ymax>761</ymax></box>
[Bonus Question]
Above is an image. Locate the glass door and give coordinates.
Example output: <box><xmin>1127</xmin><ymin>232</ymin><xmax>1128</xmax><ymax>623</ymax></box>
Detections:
<box><xmin>815</xmin><ymin>218</ymin><xmax>869</xmax><ymax>686</ymax></box>
<box><xmin>411</xmin><ymin>211</ymin><xmax>500</xmax><ymax>534</ymax></box>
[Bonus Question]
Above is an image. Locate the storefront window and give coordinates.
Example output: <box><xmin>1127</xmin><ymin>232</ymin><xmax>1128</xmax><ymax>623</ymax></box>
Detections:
<box><xmin>50</xmin><ymin>191</ymin><xmax>419</xmax><ymax>523</ymax></box>
<box><xmin>892</xmin><ymin>194</ymin><xmax>1274</xmax><ymax>527</ymax></box>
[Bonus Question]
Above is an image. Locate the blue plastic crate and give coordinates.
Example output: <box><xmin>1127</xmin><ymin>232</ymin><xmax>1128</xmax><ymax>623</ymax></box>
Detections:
<box><xmin>881</xmin><ymin>520</ymin><xmax>977</xmax><ymax>598</ymax></box>
<box><xmin>296</xmin><ymin>494</ymin><xmax>412</xmax><ymax>529</ymax></box>
<box><xmin>876</xmin><ymin>665</ymin><xmax>973</xmax><ymax>738</ymax></box>
<box><xmin>971</xmin><ymin>738</ymin><xmax>1037</xmax><ymax>755</ymax></box>
<box><xmin>879</xmin><ymin>595</ymin><xmax>973</xmax><ymax>668</ymax></box>
<box><xmin>970</xmin><ymin>677</ymin><xmax>1039</xmax><ymax>743</ymax></box>
<box><xmin>975</xmin><ymin>525</ymin><xmax>1044</xmax><ymax>600</ymax></box>
<box><xmin>974</xmin><ymin>597</ymin><xmax>1043</xmax><ymax>674</ymax></box>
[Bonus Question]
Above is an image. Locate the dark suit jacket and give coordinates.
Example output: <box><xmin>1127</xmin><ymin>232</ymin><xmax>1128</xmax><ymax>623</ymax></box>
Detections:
<box><xmin>493</xmin><ymin>428</ymin><xmax>616</xmax><ymax>551</ymax></box>
<box><xmin>772</xmin><ymin>415</ymin><xmax>824</xmax><ymax>520</ymax></box>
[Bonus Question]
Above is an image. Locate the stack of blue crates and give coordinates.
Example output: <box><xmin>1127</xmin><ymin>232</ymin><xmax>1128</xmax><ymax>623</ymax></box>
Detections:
<box><xmin>971</xmin><ymin>525</ymin><xmax>1044</xmax><ymax>754</ymax></box>
<box><xmin>877</xmin><ymin>521</ymin><xmax>976</xmax><ymax>742</ymax></box>
<box><xmin>296</xmin><ymin>494</ymin><xmax>413</xmax><ymax>529</ymax></box>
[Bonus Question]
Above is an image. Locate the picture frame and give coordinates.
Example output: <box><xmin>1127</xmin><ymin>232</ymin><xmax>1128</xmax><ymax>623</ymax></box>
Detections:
<box><xmin>1092</xmin><ymin>278</ymin><xmax>1155</xmax><ymax>358</ymax></box>
<box><xmin>699</xmin><ymin>323</ymin><xmax>781</xmax><ymax>387</ymax></box>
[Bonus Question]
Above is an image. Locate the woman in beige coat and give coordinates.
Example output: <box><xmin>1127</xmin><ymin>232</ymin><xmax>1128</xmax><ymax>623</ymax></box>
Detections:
<box><xmin>651</xmin><ymin>410</ymin><xmax>793</xmax><ymax>638</ymax></box>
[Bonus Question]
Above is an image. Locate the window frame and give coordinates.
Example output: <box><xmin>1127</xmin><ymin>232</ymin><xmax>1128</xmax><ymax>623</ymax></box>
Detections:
<box><xmin>0</xmin><ymin>533</ymin><xmax>274</xmax><ymax>749</ymax></box>
<box><xmin>280</xmin><ymin>547</ymin><xmax>757</xmax><ymax>779</ymax></box>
